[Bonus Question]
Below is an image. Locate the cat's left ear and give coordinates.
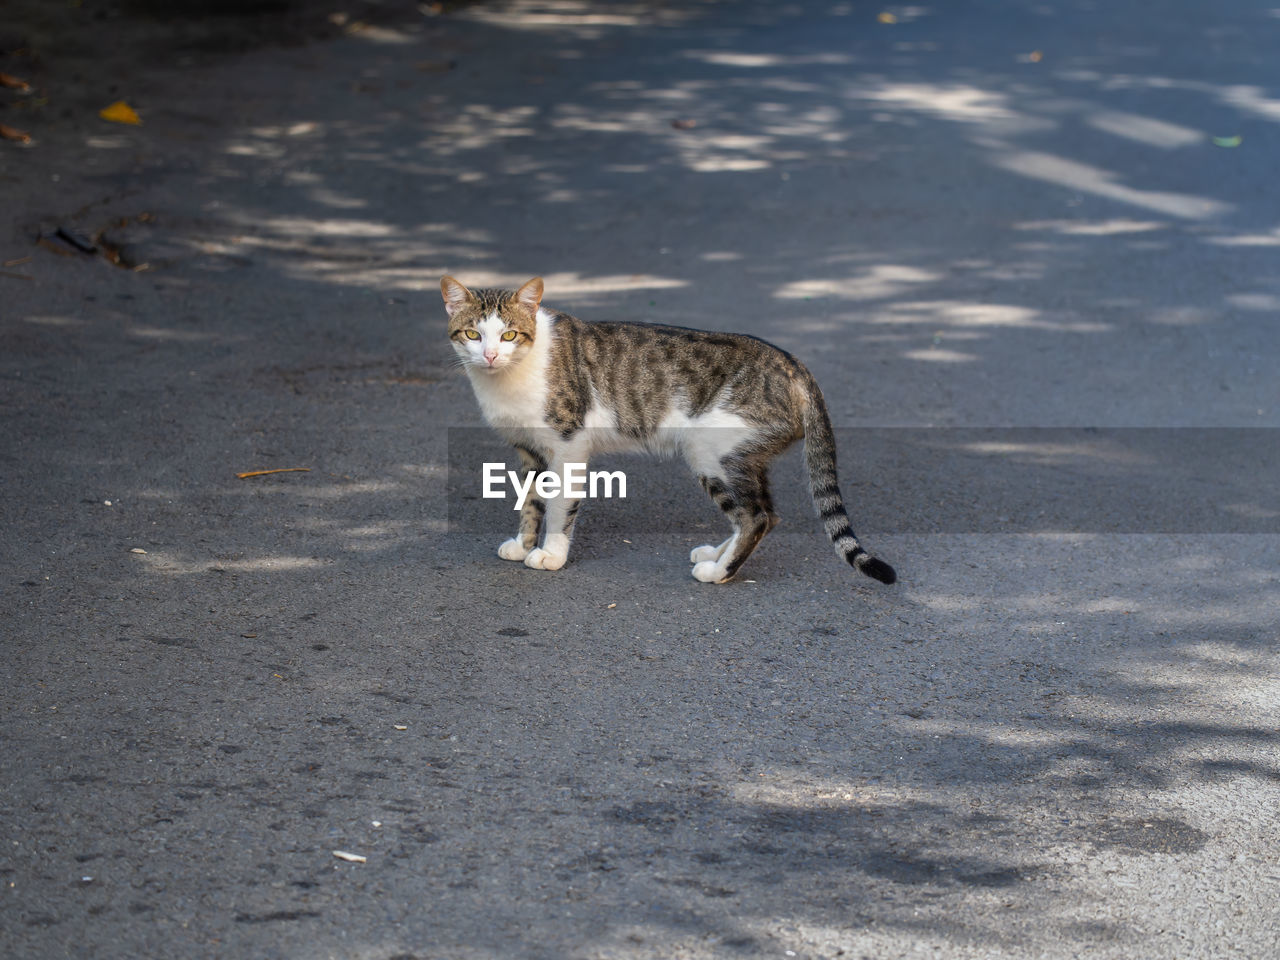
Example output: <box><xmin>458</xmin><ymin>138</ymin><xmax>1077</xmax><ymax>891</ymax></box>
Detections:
<box><xmin>515</xmin><ymin>277</ymin><xmax>544</xmax><ymax>315</ymax></box>
<box><xmin>440</xmin><ymin>276</ymin><xmax>474</xmax><ymax>318</ymax></box>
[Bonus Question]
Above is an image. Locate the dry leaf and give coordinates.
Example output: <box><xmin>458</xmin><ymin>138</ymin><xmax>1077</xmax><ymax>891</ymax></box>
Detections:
<box><xmin>0</xmin><ymin>124</ymin><xmax>31</xmax><ymax>144</ymax></box>
<box><xmin>0</xmin><ymin>73</ymin><xmax>31</xmax><ymax>92</ymax></box>
<box><xmin>671</xmin><ymin>118</ymin><xmax>697</xmax><ymax>130</ymax></box>
<box><xmin>236</xmin><ymin>467</ymin><xmax>311</xmax><ymax>479</ymax></box>
<box><xmin>878</xmin><ymin>11</ymin><xmax>897</xmax><ymax>23</ymax></box>
<box><xmin>99</xmin><ymin>100</ymin><xmax>141</xmax><ymax>125</ymax></box>
<box><xmin>332</xmin><ymin>850</ymin><xmax>367</xmax><ymax>863</ymax></box>
<box><xmin>1212</xmin><ymin>135</ymin><xmax>1242</xmax><ymax>148</ymax></box>
<box><xmin>37</xmin><ymin>237</ymin><xmax>76</xmax><ymax>257</ymax></box>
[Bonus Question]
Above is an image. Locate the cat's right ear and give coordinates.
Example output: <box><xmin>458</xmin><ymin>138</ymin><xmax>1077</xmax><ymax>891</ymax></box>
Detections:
<box><xmin>440</xmin><ymin>276</ymin><xmax>473</xmax><ymax>318</ymax></box>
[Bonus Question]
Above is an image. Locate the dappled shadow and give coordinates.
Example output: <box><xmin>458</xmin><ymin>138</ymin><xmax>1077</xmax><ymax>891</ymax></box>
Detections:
<box><xmin>31</xmin><ymin>0</ymin><xmax>1269</xmax><ymax>429</ymax></box>
<box><xmin>3</xmin><ymin>1</ymin><xmax>1279</xmax><ymax>958</ymax></box>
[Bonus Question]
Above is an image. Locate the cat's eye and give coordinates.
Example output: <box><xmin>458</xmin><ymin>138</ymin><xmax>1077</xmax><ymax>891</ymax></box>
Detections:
<box><xmin>464</xmin><ymin>330</ymin><xmax>481</xmax><ymax>340</ymax></box>
<box><xmin>500</xmin><ymin>330</ymin><xmax>517</xmax><ymax>342</ymax></box>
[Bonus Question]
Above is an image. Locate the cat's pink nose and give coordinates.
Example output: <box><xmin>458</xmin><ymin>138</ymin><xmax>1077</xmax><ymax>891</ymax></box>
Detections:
<box><xmin>484</xmin><ymin>351</ymin><xmax>498</xmax><ymax>365</ymax></box>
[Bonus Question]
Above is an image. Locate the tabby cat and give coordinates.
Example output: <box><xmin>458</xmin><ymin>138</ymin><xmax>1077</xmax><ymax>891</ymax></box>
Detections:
<box><xmin>443</xmin><ymin>276</ymin><xmax>896</xmax><ymax>585</ymax></box>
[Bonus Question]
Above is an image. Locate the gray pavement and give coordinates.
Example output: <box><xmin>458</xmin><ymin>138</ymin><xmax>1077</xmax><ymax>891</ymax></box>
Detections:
<box><xmin>2</xmin><ymin>1</ymin><xmax>1278</xmax><ymax>958</ymax></box>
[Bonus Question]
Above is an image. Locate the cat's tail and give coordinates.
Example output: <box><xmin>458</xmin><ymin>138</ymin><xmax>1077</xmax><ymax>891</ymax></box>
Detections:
<box><xmin>801</xmin><ymin>377</ymin><xmax>896</xmax><ymax>585</ymax></box>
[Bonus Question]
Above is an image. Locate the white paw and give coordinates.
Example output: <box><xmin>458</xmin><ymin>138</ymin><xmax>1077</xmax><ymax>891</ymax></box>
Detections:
<box><xmin>690</xmin><ymin>544</ymin><xmax>721</xmax><ymax>563</ymax></box>
<box><xmin>524</xmin><ymin>547</ymin><xmax>566</xmax><ymax>571</ymax></box>
<box><xmin>498</xmin><ymin>538</ymin><xmax>528</xmax><ymax>561</ymax></box>
<box><xmin>691</xmin><ymin>560</ymin><xmax>729</xmax><ymax>583</ymax></box>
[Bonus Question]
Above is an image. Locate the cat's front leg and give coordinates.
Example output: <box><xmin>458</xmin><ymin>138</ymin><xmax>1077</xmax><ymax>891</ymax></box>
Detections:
<box><xmin>524</xmin><ymin>459</ymin><xmax>583</xmax><ymax>571</ymax></box>
<box><xmin>498</xmin><ymin>445</ymin><xmax>546</xmax><ymax>562</ymax></box>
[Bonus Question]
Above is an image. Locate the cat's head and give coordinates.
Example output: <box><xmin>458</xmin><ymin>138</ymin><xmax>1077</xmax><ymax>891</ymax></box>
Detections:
<box><xmin>441</xmin><ymin>276</ymin><xmax>543</xmax><ymax>374</ymax></box>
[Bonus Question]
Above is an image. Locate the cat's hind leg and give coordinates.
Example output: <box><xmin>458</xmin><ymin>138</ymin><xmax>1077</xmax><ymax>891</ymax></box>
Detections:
<box><xmin>690</xmin><ymin>536</ymin><xmax>733</xmax><ymax>564</ymax></box>
<box><xmin>691</xmin><ymin>471</ymin><xmax>777</xmax><ymax>583</ymax></box>
<box><xmin>690</xmin><ymin>476</ymin><xmax>736</xmax><ymax>570</ymax></box>
<box><xmin>498</xmin><ymin>446</ymin><xmax>545</xmax><ymax>561</ymax></box>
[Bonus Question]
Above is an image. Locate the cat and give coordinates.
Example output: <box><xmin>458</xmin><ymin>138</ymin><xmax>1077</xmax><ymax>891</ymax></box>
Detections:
<box><xmin>442</xmin><ymin>275</ymin><xmax>896</xmax><ymax>586</ymax></box>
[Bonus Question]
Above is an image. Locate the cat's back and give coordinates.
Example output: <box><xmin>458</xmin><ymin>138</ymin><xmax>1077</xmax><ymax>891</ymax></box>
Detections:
<box><xmin>578</xmin><ymin>316</ymin><xmax>786</xmax><ymax>355</ymax></box>
<box><xmin>547</xmin><ymin>312</ymin><xmax>811</xmax><ymax>433</ymax></box>
<box><xmin>556</xmin><ymin>314</ymin><xmax>804</xmax><ymax>380</ymax></box>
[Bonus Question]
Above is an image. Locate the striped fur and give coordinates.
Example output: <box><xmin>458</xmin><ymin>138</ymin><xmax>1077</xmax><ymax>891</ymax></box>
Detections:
<box><xmin>443</xmin><ymin>275</ymin><xmax>896</xmax><ymax>585</ymax></box>
<box><xmin>800</xmin><ymin>374</ymin><xmax>896</xmax><ymax>584</ymax></box>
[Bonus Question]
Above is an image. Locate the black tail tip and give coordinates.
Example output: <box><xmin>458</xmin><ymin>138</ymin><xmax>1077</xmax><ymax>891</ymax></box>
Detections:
<box><xmin>855</xmin><ymin>555</ymin><xmax>897</xmax><ymax>585</ymax></box>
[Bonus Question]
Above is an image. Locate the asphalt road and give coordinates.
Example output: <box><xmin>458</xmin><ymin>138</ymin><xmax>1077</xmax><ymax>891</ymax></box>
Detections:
<box><xmin>2</xmin><ymin>2</ymin><xmax>1278</xmax><ymax>958</ymax></box>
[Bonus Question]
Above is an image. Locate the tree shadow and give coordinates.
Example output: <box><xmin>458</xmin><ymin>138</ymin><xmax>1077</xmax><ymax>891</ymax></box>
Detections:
<box><xmin>3</xmin><ymin>1</ymin><xmax>1279</xmax><ymax>958</ymax></box>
